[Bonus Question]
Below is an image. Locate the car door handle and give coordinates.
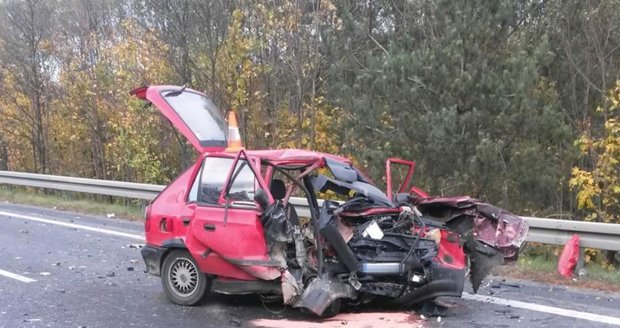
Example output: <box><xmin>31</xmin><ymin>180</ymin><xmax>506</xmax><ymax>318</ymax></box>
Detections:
<box><xmin>203</xmin><ymin>224</ymin><xmax>216</xmax><ymax>231</ymax></box>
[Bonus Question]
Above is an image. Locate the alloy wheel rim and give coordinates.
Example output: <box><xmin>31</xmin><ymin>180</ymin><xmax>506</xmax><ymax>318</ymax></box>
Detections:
<box><xmin>169</xmin><ymin>257</ymin><xmax>199</xmax><ymax>297</ymax></box>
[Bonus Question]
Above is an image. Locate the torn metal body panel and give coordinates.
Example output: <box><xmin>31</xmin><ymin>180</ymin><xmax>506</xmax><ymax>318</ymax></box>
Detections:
<box><xmin>413</xmin><ymin>196</ymin><xmax>529</xmax><ymax>291</ymax></box>
<box><xmin>415</xmin><ymin>196</ymin><xmax>528</xmax><ymax>258</ymax></box>
<box><xmin>414</xmin><ymin>197</ymin><xmax>528</xmax><ymax>260</ymax></box>
<box><xmin>294</xmin><ymin>277</ymin><xmax>356</xmax><ymax>316</ymax></box>
<box><xmin>281</xmin><ymin>270</ymin><xmax>301</xmax><ymax>304</ymax></box>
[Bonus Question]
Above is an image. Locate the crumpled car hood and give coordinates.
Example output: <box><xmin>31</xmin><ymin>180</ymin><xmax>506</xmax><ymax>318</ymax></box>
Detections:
<box><xmin>414</xmin><ymin>196</ymin><xmax>529</xmax><ymax>292</ymax></box>
<box><xmin>416</xmin><ymin>196</ymin><xmax>529</xmax><ymax>259</ymax></box>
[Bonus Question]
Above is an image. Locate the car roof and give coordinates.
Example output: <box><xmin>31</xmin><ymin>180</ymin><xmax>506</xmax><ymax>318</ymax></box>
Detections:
<box><xmin>238</xmin><ymin>149</ymin><xmax>352</xmax><ymax>165</ymax></box>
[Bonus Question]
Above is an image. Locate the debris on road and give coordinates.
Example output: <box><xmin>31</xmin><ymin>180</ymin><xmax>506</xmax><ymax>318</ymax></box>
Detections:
<box><xmin>39</xmin><ymin>272</ymin><xmax>51</xmax><ymax>276</ymax></box>
<box><xmin>106</xmin><ymin>213</ymin><xmax>116</xmax><ymax>218</ymax></box>
<box><xmin>419</xmin><ymin>300</ymin><xmax>447</xmax><ymax>317</ymax></box>
<box><xmin>125</xmin><ymin>243</ymin><xmax>143</xmax><ymax>249</ymax></box>
<box><xmin>229</xmin><ymin>318</ymin><xmax>242</xmax><ymax>327</ymax></box>
<box><xmin>501</xmin><ymin>282</ymin><xmax>521</xmax><ymax>288</ymax></box>
<box><xmin>578</xmin><ymin>267</ymin><xmax>588</xmax><ymax>278</ymax></box>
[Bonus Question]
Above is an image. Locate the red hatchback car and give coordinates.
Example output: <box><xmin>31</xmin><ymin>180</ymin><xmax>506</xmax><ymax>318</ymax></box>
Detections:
<box><xmin>133</xmin><ymin>85</ymin><xmax>528</xmax><ymax>317</ymax></box>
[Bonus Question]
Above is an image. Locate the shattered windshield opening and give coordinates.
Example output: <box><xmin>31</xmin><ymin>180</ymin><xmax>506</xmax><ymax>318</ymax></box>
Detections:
<box><xmin>161</xmin><ymin>90</ymin><xmax>227</xmax><ymax>148</ymax></box>
<box><xmin>313</xmin><ymin>158</ymin><xmax>393</xmax><ymax>207</ymax></box>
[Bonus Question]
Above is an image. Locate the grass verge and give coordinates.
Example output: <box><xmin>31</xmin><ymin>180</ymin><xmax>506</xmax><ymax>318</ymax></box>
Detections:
<box><xmin>0</xmin><ymin>187</ymin><xmax>144</xmax><ymax>220</ymax></box>
<box><xmin>494</xmin><ymin>251</ymin><xmax>620</xmax><ymax>293</ymax></box>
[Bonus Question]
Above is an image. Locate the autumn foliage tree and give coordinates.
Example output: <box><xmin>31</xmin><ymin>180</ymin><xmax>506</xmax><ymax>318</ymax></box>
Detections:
<box><xmin>0</xmin><ymin>0</ymin><xmax>619</xmax><ymax>219</ymax></box>
<box><xmin>571</xmin><ymin>81</ymin><xmax>620</xmax><ymax>224</ymax></box>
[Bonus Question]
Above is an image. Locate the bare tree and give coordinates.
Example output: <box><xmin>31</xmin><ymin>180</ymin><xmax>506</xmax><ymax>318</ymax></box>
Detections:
<box><xmin>0</xmin><ymin>0</ymin><xmax>54</xmax><ymax>173</ymax></box>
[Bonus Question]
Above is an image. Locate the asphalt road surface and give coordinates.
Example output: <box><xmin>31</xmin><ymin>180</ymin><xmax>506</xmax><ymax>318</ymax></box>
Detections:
<box><xmin>1</xmin><ymin>202</ymin><xmax>619</xmax><ymax>328</ymax></box>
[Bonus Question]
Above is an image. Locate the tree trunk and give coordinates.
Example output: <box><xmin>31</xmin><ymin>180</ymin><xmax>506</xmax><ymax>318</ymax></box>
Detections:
<box><xmin>605</xmin><ymin>251</ymin><xmax>617</xmax><ymax>266</ymax></box>
<box><xmin>0</xmin><ymin>138</ymin><xmax>8</xmax><ymax>170</ymax></box>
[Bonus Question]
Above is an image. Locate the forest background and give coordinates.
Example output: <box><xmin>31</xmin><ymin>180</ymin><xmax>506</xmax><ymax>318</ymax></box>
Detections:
<box><xmin>0</xmin><ymin>0</ymin><xmax>619</xmax><ymax>229</ymax></box>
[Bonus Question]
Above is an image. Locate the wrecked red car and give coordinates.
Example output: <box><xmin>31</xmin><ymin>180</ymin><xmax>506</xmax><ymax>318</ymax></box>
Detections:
<box><xmin>133</xmin><ymin>85</ymin><xmax>528</xmax><ymax>317</ymax></box>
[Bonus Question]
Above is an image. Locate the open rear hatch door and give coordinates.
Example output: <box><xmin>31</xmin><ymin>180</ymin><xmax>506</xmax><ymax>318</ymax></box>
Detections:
<box><xmin>130</xmin><ymin>85</ymin><xmax>227</xmax><ymax>153</ymax></box>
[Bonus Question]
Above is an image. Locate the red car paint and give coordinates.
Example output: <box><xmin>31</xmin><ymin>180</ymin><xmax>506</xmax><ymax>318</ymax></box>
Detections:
<box><xmin>436</xmin><ymin>230</ymin><xmax>467</xmax><ymax>270</ymax></box>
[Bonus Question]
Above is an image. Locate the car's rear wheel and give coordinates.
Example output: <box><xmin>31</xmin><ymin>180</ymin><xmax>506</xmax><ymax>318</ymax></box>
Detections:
<box><xmin>161</xmin><ymin>250</ymin><xmax>209</xmax><ymax>305</ymax></box>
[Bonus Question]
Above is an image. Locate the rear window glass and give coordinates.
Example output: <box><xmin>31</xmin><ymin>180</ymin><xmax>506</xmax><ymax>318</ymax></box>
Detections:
<box><xmin>162</xmin><ymin>90</ymin><xmax>227</xmax><ymax>147</ymax></box>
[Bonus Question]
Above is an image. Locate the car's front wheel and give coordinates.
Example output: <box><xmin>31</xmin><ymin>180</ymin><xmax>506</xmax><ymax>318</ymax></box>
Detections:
<box><xmin>161</xmin><ymin>250</ymin><xmax>210</xmax><ymax>305</ymax></box>
<box><xmin>319</xmin><ymin>298</ymin><xmax>341</xmax><ymax>318</ymax></box>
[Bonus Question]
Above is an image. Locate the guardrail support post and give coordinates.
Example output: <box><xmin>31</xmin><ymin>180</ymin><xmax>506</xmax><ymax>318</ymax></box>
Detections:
<box><xmin>605</xmin><ymin>250</ymin><xmax>617</xmax><ymax>266</ymax></box>
<box><xmin>576</xmin><ymin>247</ymin><xmax>586</xmax><ymax>272</ymax></box>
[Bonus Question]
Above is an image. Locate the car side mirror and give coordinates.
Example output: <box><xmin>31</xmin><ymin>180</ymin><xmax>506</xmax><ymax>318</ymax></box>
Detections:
<box><xmin>254</xmin><ymin>188</ymin><xmax>269</xmax><ymax>210</ymax></box>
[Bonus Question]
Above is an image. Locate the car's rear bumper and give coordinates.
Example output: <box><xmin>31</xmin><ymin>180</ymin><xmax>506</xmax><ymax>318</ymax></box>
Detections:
<box><xmin>141</xmin><ymin>244</ymin><xmax>166</xmax><ymax>276</ymax></box>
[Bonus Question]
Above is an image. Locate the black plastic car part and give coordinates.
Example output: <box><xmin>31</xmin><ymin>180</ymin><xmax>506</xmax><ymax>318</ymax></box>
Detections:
<box><xmin>318</xmin><ymin>201</ymin><xmax>359</xmax><ymax>273</ymax></box>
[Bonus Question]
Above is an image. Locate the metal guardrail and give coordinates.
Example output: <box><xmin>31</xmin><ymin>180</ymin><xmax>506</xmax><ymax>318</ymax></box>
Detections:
<box><xmin>0</xmin><ymin>171</ymin><xmax>164</xmax><ymax>200</ymax></box>
<box><xmin>1</xmin><ymin>170</ymin><xmax>619</xmax><ymax>251</ymax></box>
<box><xmin>523</xmin><ymin>216</ymin><xmax>620</xmax><ymax>251</ymax></box>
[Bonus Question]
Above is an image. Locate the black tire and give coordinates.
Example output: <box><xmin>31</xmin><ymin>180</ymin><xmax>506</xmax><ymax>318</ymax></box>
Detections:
<box><xmin>161</xmin><ymin>250</ymin><xmax>210</xmax><ymax>305</ymax></box>
<box><xmin>319</xmin><ymin>299</ymin><xmax>341</xmax><ymax>318</ymax></box>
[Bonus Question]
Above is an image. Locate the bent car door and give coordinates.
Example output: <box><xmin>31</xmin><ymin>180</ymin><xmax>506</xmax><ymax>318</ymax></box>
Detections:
<box><xmin>187</xmin><ymin>153</ymin><xmax>281</xmax><ymax>280</ymax></box>
<box><xmin>385</xmin><ymin>157</ymin><xmax>428</xmax><ymax>199</ymax></box>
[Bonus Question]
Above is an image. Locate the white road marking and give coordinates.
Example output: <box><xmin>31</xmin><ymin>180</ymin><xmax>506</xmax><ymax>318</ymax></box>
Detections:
<box><xmin>0</xmin><ymin>210</ymin><xmax>144</xmax><ymax>241</ymax></box>
<box><xmin>2</xmin><ymin>208</ymin><xmax>620</xmax><ymax>325</ymax></box>
<box><xmin>0</xmin><ymin>269</ymin><xmax>36</xmax><ymax>283</ymax></box>
<box><xmin>463</xmin><ymin>292</ymin><xmax>620</xmax><ymax>326</ymax></box>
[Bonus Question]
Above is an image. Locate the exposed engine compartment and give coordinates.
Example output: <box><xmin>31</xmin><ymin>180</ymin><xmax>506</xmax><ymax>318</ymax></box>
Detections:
<box><xmin>250</xmin><ymin>158</ymin><xmax>529</xmax><ymax>317</ymax></box>
<box><xmin>258</xmin><ymin>176</ymin><xmax>467</xmax><ymax>316</ymax></box>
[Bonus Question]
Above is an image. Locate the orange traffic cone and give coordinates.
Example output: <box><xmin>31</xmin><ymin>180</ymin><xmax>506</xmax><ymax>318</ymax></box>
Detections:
<box><xmin>226</xmin><ymin>110</ymin><xmax>244</xmax><ymax>151</ymax></box>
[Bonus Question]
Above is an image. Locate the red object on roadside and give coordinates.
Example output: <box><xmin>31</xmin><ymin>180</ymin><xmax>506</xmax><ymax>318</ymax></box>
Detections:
<box><xmin>558</xmin><ymin>234</ymin><xmax>580</xmax><ymax>278</ymax></box>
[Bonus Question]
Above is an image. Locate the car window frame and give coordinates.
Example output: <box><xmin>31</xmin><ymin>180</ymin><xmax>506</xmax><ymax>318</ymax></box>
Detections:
<box><xmin>187</xmin><ymin>153</ymin><xmax>271</xmax><ymax>210</ymax></box>
<box><xmin>187</xmin><ymin>155</ymin><xmax>234</xmax><ymax>208</ymax></box>
<box><xmin>218</xmin><ymin>151</ymin><xmax>267</xmax><ymax>206</ymax></box>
